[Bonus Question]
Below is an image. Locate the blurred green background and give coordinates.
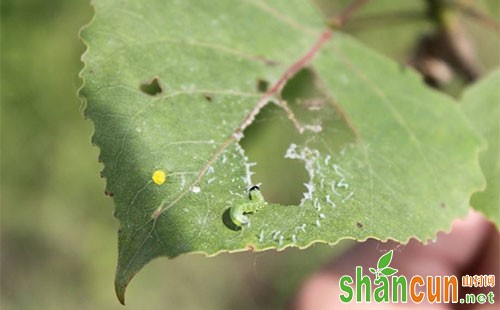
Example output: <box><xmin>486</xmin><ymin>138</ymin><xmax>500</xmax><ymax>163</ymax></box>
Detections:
<box><xmin>1</xmin><ymin>0</ymin><xmax>498</xmax><ymax>309</ymax></box>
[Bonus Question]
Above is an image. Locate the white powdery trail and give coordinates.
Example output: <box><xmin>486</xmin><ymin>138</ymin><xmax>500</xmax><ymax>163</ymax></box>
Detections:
<box><xmin>284</xmin><ymin>143</ymin><xmax>321</xmax><ymax>206</ymax></box>
<box><xmin>234</xmin><ymin>142</ymin><xmax>256</xmax><ymax>187</ymax></box>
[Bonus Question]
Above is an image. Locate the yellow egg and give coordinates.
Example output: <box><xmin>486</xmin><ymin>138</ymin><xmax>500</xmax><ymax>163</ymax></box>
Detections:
<box><xmin>152</xmin><ymin>170</ymin><xmax>166</xmax><ymax>185</ymax></box>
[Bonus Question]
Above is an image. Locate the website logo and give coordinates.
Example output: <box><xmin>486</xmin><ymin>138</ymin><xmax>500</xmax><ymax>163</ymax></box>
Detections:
<box><xmin>339</xmin><ymin>250</ymin><xmax>495</xmax><ymax>305</ymax></box>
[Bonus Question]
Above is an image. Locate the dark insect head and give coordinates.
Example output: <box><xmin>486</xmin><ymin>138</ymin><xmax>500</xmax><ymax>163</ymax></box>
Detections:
<box><xmin>248</xmin><ymin>185</ymin><xmax>260</xmax><ymax>200</ymax></box>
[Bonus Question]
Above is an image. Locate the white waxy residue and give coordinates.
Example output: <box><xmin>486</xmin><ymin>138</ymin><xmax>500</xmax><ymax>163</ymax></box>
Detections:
<box><xmin>191</xmin><ymin>186</ymin><xmax>201</xmax><ymax>193</ymax></box>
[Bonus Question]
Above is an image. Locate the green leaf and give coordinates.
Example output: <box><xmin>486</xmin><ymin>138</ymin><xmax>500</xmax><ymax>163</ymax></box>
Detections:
<box><xmin>377</xmin><ymin>250</ymin><xmax>393</xmax><ymax>269</ymax></box>
<box><xmin>380</xmin><ymin>267</ymin><xmax>398</xmax><ymax>277</ymax></box>
<box><xmin>369</xmin><ymin>267</ymin><xmax>377</xmax><ymax>274</ymax></box>
<box><xmin>461</xmin><ymin>70</ymin><xmax>500</xmax><ymax>226</ymax></box>
<box><xmin>79</xmin><ymin>0</ymin><xmax>484</xmax><ymax>303</ymax></box>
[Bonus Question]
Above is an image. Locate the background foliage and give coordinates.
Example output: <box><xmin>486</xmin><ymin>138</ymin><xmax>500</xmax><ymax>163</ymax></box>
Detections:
<box><xmin>1</xmin><ymin>0</ymin><xmax>498</xmax><ymax>309</ymax></box>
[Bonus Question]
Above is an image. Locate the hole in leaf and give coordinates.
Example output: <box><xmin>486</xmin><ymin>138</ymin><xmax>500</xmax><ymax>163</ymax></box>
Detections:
<box><xmin>256</xmin><ymin>79</ymin><xmax>270</xmax><ymax>93</ymax></box>
<box><xmin>140</xmin><ymin>77</ymin><xmax>163</xmax><ymax>96</ymax></box>
<box><xmin>241</xmin><ymin>68</ymin><xmax>357</xmax><ymax>206</ymax></box>
<box><xmin>241</xmin><ymin>103</ymin><xmax>308</xmax><ymax>205</ymax></box>
<box><xmin>281</xmin><ymin>68</ymin><xmax>358</xmax><ymax>153</ymax></box>
<box><xmin>222</xmin><ymin>208</ymin><xmax>241</xmax><ymax>231</ymax></box>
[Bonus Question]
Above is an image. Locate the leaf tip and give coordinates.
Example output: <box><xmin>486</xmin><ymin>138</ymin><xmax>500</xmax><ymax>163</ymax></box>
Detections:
<box><xmin>115</xmin><ymin>276</ymin><xmax>129</xmax><ymax>305</ymax></box>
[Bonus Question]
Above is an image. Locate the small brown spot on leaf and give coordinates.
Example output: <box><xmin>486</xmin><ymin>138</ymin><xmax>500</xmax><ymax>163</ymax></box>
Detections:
<box><xmin>440</xmin><ymin>203</ymin><xmax>446</xmax><ymax>208</ymax></box>
<box><xmin>204</xmin><ymin>94</ymin><xmax>213</xmax><ymax>101</ymax></box>
<box><xmin>256</xmin><ymin>79</ymin><xmax>269</xmax><ymax>93</ymax></box>
<box><xmin>357</xmin><ymin>222</ymin><xmax>363</xmax><ymax>228</ymax></box>
<box><xmin>140</xmin><ymin>76</ymin><xmax>163</xmax><ymax>96</ymax></box>
<box><xmin>104</xmin><ymin>190</ymin><xmax>114</xmax><ymax>197</ymax></box>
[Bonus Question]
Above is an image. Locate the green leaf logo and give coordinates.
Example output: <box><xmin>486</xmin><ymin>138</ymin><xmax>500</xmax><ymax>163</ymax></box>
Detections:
<box><xmin>369</xmin><ymin>250</ymin><xmax>398</xmax><ymax>280</ymax></box>
<box><xmin>380</xmin><ymin>267</ymin><xmax>398</xmax><ymax>277</ymax></box>
<box><xmin>377</xmin><ymin>250</ymin><xmax>393</xmax><ymax>269</ymax></box>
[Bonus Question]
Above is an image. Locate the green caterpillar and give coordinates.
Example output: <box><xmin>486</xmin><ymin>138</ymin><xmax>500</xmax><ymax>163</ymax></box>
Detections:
<box><xmin>230</xmin><ymin>185</ymin><xmax>267</xmax><ymax>227</ymax></box>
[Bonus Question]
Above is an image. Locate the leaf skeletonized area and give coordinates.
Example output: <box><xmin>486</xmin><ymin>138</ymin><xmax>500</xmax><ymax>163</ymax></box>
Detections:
<box><xmin>79</xmin><ymin>0</ymin><xmax>485</xmax><ymax>303</ymax></box>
